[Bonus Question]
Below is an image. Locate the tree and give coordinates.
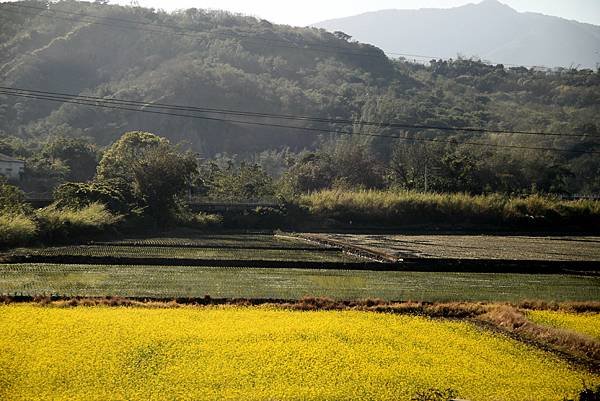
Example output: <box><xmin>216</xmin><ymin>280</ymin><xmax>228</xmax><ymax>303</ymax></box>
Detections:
<box><xmin>42</xmin><ymin>137</ymin><xmax>99</xmax><ymax>182</ymax></box>
<box><xmin>279</xmin><ymin>152</ymin><xmax>335</xmax><ymax>196</ymax></box>
<box><xmin>333</xmin><ymin>31</ymin><xmax>352</xmax><ymax>41</ymax></box>
<box><xmin>95</xmin><ymin>131</ymin><xmax>196</xmax><ymax>224</ymax></box>
<box><xmin>53</xmin><ymin>182</ymin><xmax>128</xmax><ymax>213</ymax></box>
<box><xmin>200</xmin><ymin>161</ymin><xmax>274</xmax><ymax>202</ymax></box>
<box><xmin>0</xmin><ymin>176</ymin><xmax>29</xmax><ymax>215</ymax></box>
<box><xmin>389</xmin><ymin>142</ymin><xmax>441</xmax><ymax>190</ymax></box>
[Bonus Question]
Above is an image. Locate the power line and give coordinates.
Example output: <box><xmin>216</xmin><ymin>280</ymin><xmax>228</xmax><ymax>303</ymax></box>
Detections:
<box><xmin>1</xmin><ymin>86</ymin><xmax>596</xmax><ymax>140</ymax></box>
<box><xmin>1</xmin><ymin>88</ymin><xmax>597</xmax><ymax>155</ymax></box>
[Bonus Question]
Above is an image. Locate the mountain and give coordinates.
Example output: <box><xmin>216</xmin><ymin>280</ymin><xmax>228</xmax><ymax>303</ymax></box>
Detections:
<box><xmin>313</xmin><ymin>0</ymin><xmax>600</xmax><ymax>69</ymax></box>
<box><xmin>0</xmin><ymin>0</ymin><xmax>394</xmax><ymax>154</ymax></box>
<box><xmin>0</xmin><ymin>0</ymin><xmax>598</xmax><ymax>179</ymax></box>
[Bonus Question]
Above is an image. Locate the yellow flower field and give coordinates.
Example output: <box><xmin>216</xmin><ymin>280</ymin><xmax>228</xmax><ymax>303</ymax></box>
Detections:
<box><xmin>0</xmin><ymin>305</ymin><xmax>596</xmax><ymax>401</ymax></box>
<box><xmin>528</xmin><ymin>310</ymin><xmax>600</xmax><ymax>340</ymax></box>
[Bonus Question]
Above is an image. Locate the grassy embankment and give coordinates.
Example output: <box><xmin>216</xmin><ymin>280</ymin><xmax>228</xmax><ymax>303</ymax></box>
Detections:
<box><xmin>298</xmin><ymin>190</ymin><xmax>600</xmax><ymax>230</ymax></box>
<box><xmin>2</xmin><ymin>191</ymin><xmax>598</xmax><ymax>248</ymax></box>
<box><xmin>0</xmin><ymin>304</ymin><xmax>597</xmax><ymax>401</ymax></box>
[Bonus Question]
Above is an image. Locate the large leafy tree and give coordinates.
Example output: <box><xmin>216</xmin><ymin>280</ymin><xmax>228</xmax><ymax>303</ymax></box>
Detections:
<box><xmin>96</xmin><ymin>131</ymin><xmax>196</xmax><ymax>223</ymax></box>
<box><xmin>0</xmin><ymin>176</ymin><xmax>29</xmax><ymax>215</ymax></box>
<box><xmin>42</xmin><ymin>136</ymin><xmax>99</xmax><ymax>182</ymax></box>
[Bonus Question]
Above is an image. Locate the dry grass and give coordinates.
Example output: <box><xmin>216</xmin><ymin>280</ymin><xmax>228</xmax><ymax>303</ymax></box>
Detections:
<box><xmin>0</xmin><ymin>213</ymin><xmax>37</xmax><ymax>246</ymax></box>
<box><xmin>36</xmin><ymin>202</ymin><xmax>121</xmax><ymax>229</ymax></box>
<box><xmin>299</xmin><ymin>189</ymin><xmax>600</xmax><ymax>227</ymax></box>
<box><xmin>518</xmin><ymin>300</ymin><xmax>600</xmax><ymax>313</ymax></box>
<box><xmin>4</xmin><ymin>295</ymin><xmax>598</xmax><ymax>315</ymax></box>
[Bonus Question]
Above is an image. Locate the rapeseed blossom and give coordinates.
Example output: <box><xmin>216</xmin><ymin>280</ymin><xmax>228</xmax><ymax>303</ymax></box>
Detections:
<box><xmin>0</xmin><ymin>305</ymin><xmax>596</xmax><ymax>400</ymax></box>
<box><xmin>528</xmin><ymin>310</ymin><xmax>600</xmax><ymax>340</ymax></box>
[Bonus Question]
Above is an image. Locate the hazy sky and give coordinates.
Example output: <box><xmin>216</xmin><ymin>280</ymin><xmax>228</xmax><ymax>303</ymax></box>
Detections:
<box><xmin>103</xmin><ymin>0</ymin><xmax>600</xmax><ymax>26</ymax></box>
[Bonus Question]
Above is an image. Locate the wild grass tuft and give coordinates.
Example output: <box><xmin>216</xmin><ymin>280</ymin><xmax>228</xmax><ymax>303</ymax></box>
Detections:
<box><xmin>0</xmin><ymin>213</ymin><xmax>37</xmax><ymax>246</ymax></box>
<box><xmin>299</xmin><ymin>189</ymin><xmax>600</xmax><ymax>227</ymax></box>
<box><xmin>35</xmin><ymin>202</ymin><xmax>121</xmax><ymax>242</ymax></box>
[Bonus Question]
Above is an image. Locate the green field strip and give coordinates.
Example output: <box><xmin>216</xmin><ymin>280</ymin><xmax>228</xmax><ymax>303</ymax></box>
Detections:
<box><xmin>8</xmin><ymin>245</ymin><xmax>361</xmax><ymax>263</ymax></box>
<box><xmin>93</xmin><ymin>235</ymin><xmax>327</xmax><ymax>249</ymax></box>
<box><xmin>1</xmin><ymin>263</ymin><xmax>599</xmax><ymax>302</ymax></box>
<box><xmin>317</xmin><ymin>234</ymin><xmax>600</xmax><ymax>262</ymax></box>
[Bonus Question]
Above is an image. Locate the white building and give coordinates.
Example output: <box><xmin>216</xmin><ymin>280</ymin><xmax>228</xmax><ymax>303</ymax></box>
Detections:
<box><xmin>0</xmin><ymin>153</ymin><xmax>25</xmax><ymax>181</ymax></box>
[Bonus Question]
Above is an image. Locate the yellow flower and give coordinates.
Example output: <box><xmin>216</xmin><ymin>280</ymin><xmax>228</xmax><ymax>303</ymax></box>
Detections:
<box><xmin>0</xmin><ymin>305</ymin><xmax>596</xmax><ymax>401</ymax></box>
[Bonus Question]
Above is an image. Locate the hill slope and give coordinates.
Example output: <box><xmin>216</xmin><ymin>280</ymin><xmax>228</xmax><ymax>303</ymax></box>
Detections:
<box><xmin>0</xmin><ymin>0</ymin><xmax>392</xmax><ymax>153</ymax></box>
<box><xmin>0</xmin><ymin>0</ymin><xmax>598</xmax><ymax>186</ymax></box>
<box><xmin>313</xmin><ymin>0</ymin><xmax>600</xmax><ymax>69</ymax></box>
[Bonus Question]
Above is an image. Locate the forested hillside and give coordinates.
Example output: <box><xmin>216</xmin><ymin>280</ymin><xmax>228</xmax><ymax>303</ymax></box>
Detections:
<box><xmin>1</xmin><ymin>0</ymin><xmax>599</xmax><ymax>195</ymax></box>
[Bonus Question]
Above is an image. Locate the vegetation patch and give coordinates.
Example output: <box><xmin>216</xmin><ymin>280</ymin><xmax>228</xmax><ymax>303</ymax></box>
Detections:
<box><xmin>0</xmin><ymin>305</ymin><xmax>596</xmax><ymax>401</ymax></box>
<box><xmin>299</xmin><ymin>190</ymin><xmax>600</xmax><ymax>229</ymax></box>
<box><xmin>7</xmin><ymin>244</ymin><xmax>359</xmax><ymax>263</ymax></box>
<box><xmin>0</xmin><ymin>213</ymin><xmax>37</xmax><ymax>246</ymax></box>
<box><xmin>478</xmin><ymin>306</ymin><xmax>600</xmax><ymax>369</ymax></box>
<box><xmin>527</xmin><ymin>310</ymin><xmax>600</xmax><ymax>341</ymax></box>
<box><xmin>1</xmin><ymin>264</ymin><xmax>598</xmax><ymax>302</ymax></box>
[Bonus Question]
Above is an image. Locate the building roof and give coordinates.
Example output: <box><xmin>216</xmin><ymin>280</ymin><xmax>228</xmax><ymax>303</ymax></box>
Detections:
<box><xmin>0</xmin><ymin>153</ymin><xmax>24</xmax><ymax>163</ymax></box>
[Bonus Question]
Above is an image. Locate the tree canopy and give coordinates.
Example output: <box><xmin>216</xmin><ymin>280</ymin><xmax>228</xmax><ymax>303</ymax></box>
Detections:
<box><xmin>0</xmin><ymin>1</ymin><xmax>599</xmax><ymax>195</ymax></box>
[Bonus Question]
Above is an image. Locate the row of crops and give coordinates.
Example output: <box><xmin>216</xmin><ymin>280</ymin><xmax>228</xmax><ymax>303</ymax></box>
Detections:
<box><xmin>9</xmin><ymin>245</ymin><xmax>361</xmax><ymax>263</ymax></box>
<box><xmin>2</xmin><ymin>263</ymin><xmax>599</xmax><ymax>301</ymax></box>
<box><xmin>4</xmin><ymin>234</ymin><xmax>372</xmax><ymax>265</ymax></box>
<box><xmin>2</xmin><ymin>234</ymin><xmax>599</xmax><ymax>301</ymax></box>
<box><xmin>92</xmin><ymin>235</ymin><xmax>327</xmax><ymax>249</ymax></box>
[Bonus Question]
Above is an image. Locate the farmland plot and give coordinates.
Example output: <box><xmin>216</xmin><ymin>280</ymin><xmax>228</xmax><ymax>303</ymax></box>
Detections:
<box><xmin>1</xmin><ymin>264</ymin><xmax>598</xmax><ymax>301</ymax></box>
<box><xmin>7</xmin><ymin>245</ymin><xmax>360</xmax><ymax>263</ymax></box>
<box><xmin>96</xmin><ymin>234</ymin><xmax>326</xmax><ymax>249</ymax></box>
<box><xmin>0</xmin><ymin>305</ymin><xmax>596</xmax><ymax>401</ymax></box>
<box><xmin>309</xmin><ymin>234</ymin><xmax>600</xmax><ymax>261</ymax></box>
<box><xmin>527</xmin><ymin>310</ymin><xmax>600</xmax><ymax>340</ymax></box>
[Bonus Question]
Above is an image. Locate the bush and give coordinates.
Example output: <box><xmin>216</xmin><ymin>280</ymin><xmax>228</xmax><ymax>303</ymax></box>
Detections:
<box><xmin>193</xmin><ymin>212</ymin><xmax>223</xmax><ymax>227</ymax></box>
<box><xmin>54</xmin><ymin>182</ymin><xmax>129</xmax><ymax>214</ymax></box>
<box><xmin>0</xmin><ymin>213</ymin><xmax>37</xmax><ymax>246</ymax></box>
<box><xmin>298</xmin><ymin>189</ymin><xmax>600</xmax><ymax>228</ymax></box>
<box><xmin>176</xmin><ymin>211</ymin><xmax>223</xmax><ymax>228</ymax></box>
<box><xmin>35</xmin><ymin>202</ymin><xmax>121</xmax><ymax>242</ymax></box>
<box><xmin>223</xmin><ymin>206</ymin><xmax>287</xmax><ymax>229</ymax></box>
<box><xmin>0</xmin><ymin>176</ymin><xmax>30</xmax><ymax>215</ymax></box>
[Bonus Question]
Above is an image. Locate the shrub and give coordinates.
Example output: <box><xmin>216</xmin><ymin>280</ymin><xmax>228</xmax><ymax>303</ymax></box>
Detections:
<box><xmin>192</xmin><ymin>212</ymin><xmax>223</xmax><ymax>227</ymax></box>
<box><xmin>0</xmin><ymin>213</ymin><xmax>37</xmax><ymax>246</ymax></box>
<box><xmin>0</xmin><ymin>176</ymin><xmax>30</xmax><ymax>215</ymax></box>
<box><xmin>298</xmin><ymin>189</ymin><xmax>600</xmax><ymax>228</ymax></box>
<box><xmin>54</xmin><ymin>182</ymin><xmax>129</xmax><ymax>214</ymax></box>
<box><xmin>223</xmin><ymin>206</ymin><xmax>286</xmax><ymax>229</ymax></box>
<box><xmin>176</xmin><ymin>211</ymin><xmax>223</xmax><ymax>228</ymax></box>
<box><xmin>35</xmin><ymin>202</ymin><xmax>121</xmax><ymax>242</ymax></box>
